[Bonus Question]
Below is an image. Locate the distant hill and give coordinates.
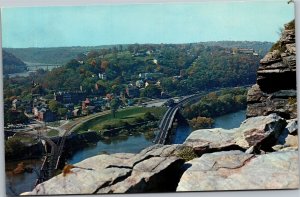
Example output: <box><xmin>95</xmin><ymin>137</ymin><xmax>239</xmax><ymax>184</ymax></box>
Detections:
<box><xmin>201</xmin><ymin>41</ymin><xmax>273</xmax><ymax>55</ymax></box>
<box><xmin>5</xmin><ymin>41</ymin><xmax>273</xmax><ymax>65</ymax></box>
<box><xmin>2</xmin><ymin>50</ymin><xmax>27</xmax><ymax>74</ymax></box>
<box><xmin>4</xmin><ymin>46</ymin><xmax>117</xmax><ymax>65</ymax></box>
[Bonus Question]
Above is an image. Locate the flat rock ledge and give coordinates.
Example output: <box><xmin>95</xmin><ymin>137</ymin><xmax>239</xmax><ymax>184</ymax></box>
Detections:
<box><xmin>176</xmin><ymin>150</ymin><xmax>299</xmax><ymax>191</ymax></box>
<box><xmin>184</xmin><ymin>113</ymin><xmax>288</xmax><ymax>155</ymax></box>
<box><xmin>21</xmin><ymin>145</ymin><xmax>185</xmax><ymax>195</ymax></box>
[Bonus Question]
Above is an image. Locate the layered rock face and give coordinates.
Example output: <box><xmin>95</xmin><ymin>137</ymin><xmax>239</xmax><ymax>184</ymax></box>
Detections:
<box><xmin>247</xmin><ymin>21</ymin><xmax>297</xmax><ymax>119</ymax></box>
<box><xmin>22</xmin><ymin>145</ymin><xmax>186</xmax><ymax>195</ymax></box>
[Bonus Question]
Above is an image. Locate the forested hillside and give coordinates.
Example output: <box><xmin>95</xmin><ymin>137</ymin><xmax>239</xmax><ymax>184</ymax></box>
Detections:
<box><xmin>4</xmin><ymin>43</ymin><xmax>267</xmax><ymax>102</ymax></box>
<box><xmin>2</xmin><ymin>50</ymin><xmax>27</xmax><ymax>74</ymax></box>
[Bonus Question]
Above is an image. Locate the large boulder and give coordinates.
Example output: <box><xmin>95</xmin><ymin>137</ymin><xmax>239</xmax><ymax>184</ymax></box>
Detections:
<box><xmin>22</xmin><ymin>145</ymin><xmax>185</xmax><ymax>195</ymax></box>
<box><xmin>97</xmin><ymin>156</ymin><xmax>184</xmax><ymax>193</ymax></box>
<box><xmin>177</xmin><ymin>150</ymin><xmax>299</xmax><ymax>191</ymax></box>
<box><xmin>184</xmin><ymin>114</ymin><xmax>286</xmax><ymax>155</ymax></box>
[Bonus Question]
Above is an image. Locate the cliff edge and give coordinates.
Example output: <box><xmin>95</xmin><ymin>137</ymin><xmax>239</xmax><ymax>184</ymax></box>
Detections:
<box><xmin>247</xmin><ymin>20</ymin><xmax>297</xmax><ymax>119</ymax></box>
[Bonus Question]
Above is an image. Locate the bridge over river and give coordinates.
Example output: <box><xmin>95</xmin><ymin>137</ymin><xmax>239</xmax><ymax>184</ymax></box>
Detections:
<box><xmin>14</xmin><ymin>94</ymin><xmax>202</xmax><ymax>186</ymax></box>
<box><xmin>154</xmin><ymin>94</ymin><xmax>203</xmax><ymax>144</ymax></box>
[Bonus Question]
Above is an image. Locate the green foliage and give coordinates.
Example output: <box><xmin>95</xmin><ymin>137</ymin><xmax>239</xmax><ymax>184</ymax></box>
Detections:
<box><xmin>31</xmin><ymin>84</ymin><xmax>45</xmax><ymax>95</ymax></box>
<box><xmin>66</xmin><ymin>59</ymin><xmax>81</xmax><ymax>69</ymax></box>
<box><xmin>75</xmin><ymin>107</ymin><xmax>166</xmax><ymax>133</ymax></box>
<box><xmin>44</xmin><ymin>94</ymin><xmax>54</xmax><ymax>100</ymax></box>
<box><xmin>4</xmin><ymin>42</ymin><xmax>270</xmax><ymax>102</ymax></box>
<box><xmin>288</xmin><ymin>97</ymin><xmax>297</xmax><ymax>105</ymax></box>
<box><xmin>144</xmin><ymin>112</ymin><xmax>156</xmax><ymax>121</ymax></box>
<box><xmin>4</xmin><ymin>110</ymin><xmax>28</xmax><ymax>125</ymax></box>
<box><xmin>57</xmin><ymin>108</ymin><xmax>68</xmax><ymax>117</ymax></box>
<box><xmin>5</xmin><ymin>138</ymin><xmax>26</xmax><ymax>159</ymax></box>
<box><xmin>176</xmin><ymin>146</ymin><xmax>198</xmax><ymax>162</ymax></box>
<box><xmin>189</xmin><ymin>116</ymin><xmax>214</xmax><ymax>129</ymax></box>
<box><xmin>2</xmin><ymin>50</ymin><xmax>27</xmax><ymax>74</ymax></box>
<box><xmin>48</xmin><ymin>100</ymin><xmax>61</xmax><ymax>113</ymax></box>
<box><xmin>270</xmin><ymin>20</ymin><xmax>295</xmax><ymax>52</ymax></box>
<box><xmin>143</xmin><ymin>130</ymin><xmax>155</xmax><ymax>141</ymax></box>
<box><xmin>47</xmin><ymin>129</ymin><xmax>59</xmax><ymax>137</ymax></box>
<box><xmin>183</xmin><ymin>87</ymin><xmax>247</xmax><ymax>120</ymax></box>
<box><xmin>110</xmin><ymin>98</ymin><xmax>121</xmax><ymax>118</ymax></box>
<box><xmin>285</xmin><ymin>19</ymin><xmax>295</xmax><ymax>30</ymax></box>
<box><xmin>132</xmin><ymin>117</ymin><xmax>144</xmax><ymax>124</ymax></box>
<box><xmin>269</xmin><ymin>41</ymin><xmax>286</xmax><ymax>53</ymax></box>
<box><xmin>141</xmin><ymin>85</ymin><xmax>161</xmax><ymax>98</ymax></box>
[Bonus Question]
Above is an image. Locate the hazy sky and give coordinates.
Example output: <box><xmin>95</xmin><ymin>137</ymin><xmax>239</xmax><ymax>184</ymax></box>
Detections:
<box><xmin>2</xmin><ymin>1</ymin><xmax>295</xmax><ymax>48</ymax></box>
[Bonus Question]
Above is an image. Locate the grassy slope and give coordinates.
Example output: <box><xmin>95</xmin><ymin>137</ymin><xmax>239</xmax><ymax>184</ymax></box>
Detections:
<box><xmin>75</xmin><ymin>107</ymin><xmax>166</xmax><ymax>133</ymax></box>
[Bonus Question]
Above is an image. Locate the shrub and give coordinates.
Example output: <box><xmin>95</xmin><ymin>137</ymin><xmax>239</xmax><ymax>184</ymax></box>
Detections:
<box><xmin>144</xmin><ymin>112</ymin><xmax>156</xmax><ymax>121</ymax></box>
<box><xmin>288</xmin><ymin>97</ymin><xmax>297</xmax><ymax>105</ymax></box>
<box><xmin>190</xmin><ymin>116</ymin><xmax>214</xmax><ymax>129</ymax></box>
<box><xmin>102</xmin><ymin>124</ymin><xmax>113</xmax><ymax>130</ymax></box>
<box><xmin>269</xmin><ymin>42</ymin><xmax>286</xmax><ymax>53</ymax></box>
<box><xmin>285</xmin><ymin>19</ymin><xmax>295</xmax><ymax>30</ymax></box>
<box><xmin>133</xmin><ymin>117</ymin><xmax>144</xmax><ymax>124</ymax></box>
<box><xmin>176</xmin><ymin>146</ymin><xmax>198</xmax><ymax>162</ymax></box>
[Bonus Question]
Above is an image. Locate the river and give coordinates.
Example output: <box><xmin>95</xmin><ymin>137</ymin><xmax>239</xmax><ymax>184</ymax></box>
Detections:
<box><xmin>172</xmin><ymin>110</ymin><xmax>246</xmax><ymax>144</ymax></box>
<box><xmin>67</xmin><ymin>134</ymin><xmax>154</xmax><ymax>164</ymax></box>
<box><xmin>5</xmin><ymin>110</ymin><xmax>245</xmax><ymax>195</ymax></box>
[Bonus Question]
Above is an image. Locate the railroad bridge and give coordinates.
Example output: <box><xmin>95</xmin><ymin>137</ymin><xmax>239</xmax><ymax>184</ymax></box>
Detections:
<box><xmin>154</xmin><ymin>94</ymin><xmax>202</xmax><ymax>144</ymax></box>
<box><xmin>15</xmin><ymin>129</ymin><xmax>68</xmax><ymax>186</ymax></box>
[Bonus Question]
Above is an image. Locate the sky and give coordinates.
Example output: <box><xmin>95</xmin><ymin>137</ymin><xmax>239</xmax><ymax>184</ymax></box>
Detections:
<box><xmin>1</xmin><ymin>1</ymin><xmax>295</xmax><ymax>48</ymax></box>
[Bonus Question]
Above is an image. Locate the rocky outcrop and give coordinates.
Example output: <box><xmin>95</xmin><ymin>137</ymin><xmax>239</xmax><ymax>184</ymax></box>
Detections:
<box><xmin>247</xmin><ymin>21</ymin><xmax>296</xmax><ymax>119</ymax></box>
<box><xmin>177</xmin><ymin>150</ymin><xmax>299</xmax><ymax>191</ymax></box>
<box><xmin>23</xmin><ymin>113</ymin><xmax>298</xmax><ymax>195</ymax></box>
<box><xmin>178</xmin><ymin>20</ymin><xmax>299</xmax><ymax>192</ymax></box>
<box><xmin>22</xmin><ymin>145</ymin><xmax>185</xmax><ymax>195</ymax></box>
<box><xmin>184</xmin><ymin>113</ymin><xmax>287</xmax><ymax>155</ymax></box>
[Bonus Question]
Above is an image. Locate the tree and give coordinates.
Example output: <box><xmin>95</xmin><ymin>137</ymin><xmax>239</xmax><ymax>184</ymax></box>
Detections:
<box><xmin>141</xmin><ymin>85</ymin><xmax>161</xmax><ymax>98</ymax></box>
<box><xmin>110</xmin><ymin>98</ymin><xmax>121</xmax><ymax>118</ymax></box>
<box><xmin>58</xmin><ymin>108</ymin><xmax>68</xmax><ymax>117</ymax></box>
<box><xmin>190</xmin><ymin>116</ymin><xmax>214</xmax><ymax>129</ymax></box>
<box><xmin>5</xmin><ymin>138</ymin><xmax>25</xmax><ymax>159</ymax></box>
<box><xmin>48</xmin><ymin>100</ymin><xmax>60</xmax><ymax>113</ymax></box>
<box><xmin>144</xmin><ymin>112</ymin><xmax>155</xmax><ymax>121</ymax></box>
<box><xmin>66</xmin><ymin>59</ymin><xmax>81</xmax><ymax>69</ymax></box>
<box><xmin>4</xmin><ymin>110</ymin><xmax>28</xmax><ymax>125</ymax></box>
